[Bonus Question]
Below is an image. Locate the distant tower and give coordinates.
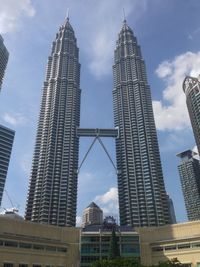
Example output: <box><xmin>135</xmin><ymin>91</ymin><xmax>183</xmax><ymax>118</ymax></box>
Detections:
<box><xmin>177</xmin><ymin>150</ymin><xmax>200</xmax><ymax>221</ymax></box>
<box><xmin>166</xmin><ymin>194</ymin><xmax>176</xmax><ymax>224</ymax></box>
<box><xmin>0</xmin><ymin>125</ymin><xmax>15</xmax><ymax>206</ymax></box>
<box><xmin>82</xmin><ymin>202</ymin><xmax>103</xmax><ymax>227</ymax></box>
<box><xmin>25</xmin><ymin>17</ymin><xmax>81</xmax><ymax>226</ymax></box>
<box><xmin>113</xmin><ymin>20</ymin><xmax>170</xmax><ymax>227</ymax></box>
<box><xmin>183</xmin><ymin>75</ymin><xmax>200</xmax><ymax>155</ymax></box>
<box><xmin>0</xmin><ymin>35</ymin><xmax>9</xmax><ymax>91</ymax></box>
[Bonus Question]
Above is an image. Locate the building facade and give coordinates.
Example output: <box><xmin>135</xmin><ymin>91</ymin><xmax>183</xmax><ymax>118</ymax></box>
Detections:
<box><xmin>0</xmin><ymin>125</ymin><xmax>15</xmax><ymax>206</ymax></box>
<box><xmin>81</xmin><ymin>218</ymin><xmax>140</xmax><ymax>267</ymax></box>
<box><xmin>113</xmin><ymin>20</ymin><xmax>170</xmax><ymax>227</ymax></box>
<box><xmin>25</xmin><ymin>17</ymin><xmax>81</xmax><ymax>226</ymax></box>
<box><xmin>177</xmin><ymin>150</ymin><xmax>200</xmax><ymax>221</ymax></box>
<box><xmin>166</xmin><ymin>194</ymin><xmax>176</xmax><ymax>224</ymax></box>
<box><xmin>183</xmin><ymin>75</ymin><xmax>200</xmax><ymax>155</ymax></box>
<box><xmin>82</xmin><ymin>202</ymin><xmax>103</xmax><ymax>228</ymax></box>
<box><xmin>0</xmin><ymin>35</ymin><xmax>9</xmax><ymax>91</ymax></box>
<box><xmin>0</xmin><ymin>215</ymin><xmax>80</xmax><ymax>267</ymax></box>
<box><xmin>138</xmin><ymin>220</ymin><xmax>200</xmax><ymax>267</ymax></box>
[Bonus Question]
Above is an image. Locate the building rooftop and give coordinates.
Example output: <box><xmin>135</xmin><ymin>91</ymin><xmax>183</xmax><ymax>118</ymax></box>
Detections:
<box><xmin>86</xmin><ymin>202</ymin><xmax>101</xmax><ymax>209</ymax></box>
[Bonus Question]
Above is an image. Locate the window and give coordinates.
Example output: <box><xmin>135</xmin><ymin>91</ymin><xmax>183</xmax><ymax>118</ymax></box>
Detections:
<box><xmin>57</xmin><ymin>247</ymin><xmax>67</xmax><ymax>253</ymax></box>
<box><xmin>4</xmin><ymin>241</ymin><xmax>18</xmax><ymax>247</ymax></box>
<box><xmin>33</xmin><ymin>244</ymin><xmax>44</xmax><ymax>250</ymax></box>
<box><xmin>178</xmin><ymin>243</ymin><xmax>190</xmax><ymax>249</ymax></box>
<box><xmin>19</xmin><ymin>264</ymin><xmax>28</xmax><ymax>267</ymax></box>
<box><xmin>19</xmin><ymin>243</ymin><xmax>32</xmax><ymax>249</ymax></box>
<box><xmin>46</xmin><ymin>246</ymin><xmax>57</xmax><ymax>252</ymax></box>
<box><xmin>4</xmin><ymin>264</ymin><xmax>14</xmax><ymax>267</ymax></box>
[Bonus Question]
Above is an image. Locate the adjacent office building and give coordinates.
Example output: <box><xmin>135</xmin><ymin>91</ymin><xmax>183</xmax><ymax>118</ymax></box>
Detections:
<box><xmin>183</xmin><ymin>75</ymin><xmax>200</xmax><ymax>155</ymax></box>
<box><xmin>113</xmin><ymin>20</ymin><xmax>170</xmax><ymax>227</ymax></box>
<box><xmin>177</xmin><ymin>150</ymin><xmax>200</xmax><ymax>221</ymax></box>
<box><xmin>166</xmin><ymin>194</ymin><xmax>176</xmax><ymax>224</ymax></box>
<box><xmin>25</xmin><ymin>17</ymin><xmax>81</xmax><ymax>226</ymax></box>
<box><xmin>81</xmin><ymin>216</ymin><xmax>140</xmax><ymax>267</ymax></box>
<box><xmin>0</xmin><ymin>35</ymin><xmax>9</xmax><ymax>91</ymax></box>
<box><xmin>0</xmin><ymin>125</ymin><xmax>15</xmax><ymax>206</ymax></box>
<box><xmin>82</xmin><ymin>202</ymin><xmax>103</xmax><ymax>228</ymax></box>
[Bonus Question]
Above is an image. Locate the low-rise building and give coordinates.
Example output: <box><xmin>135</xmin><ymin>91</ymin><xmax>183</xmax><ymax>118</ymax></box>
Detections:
<box><xmin>0</xmin><ymin>214</ymin><xmax>80</xmax><ymax>267</ymax></box>
<box><xmin>138</xmin><ymin>220</ymin><xmax>200</xmax><ymax>267</ymax></box>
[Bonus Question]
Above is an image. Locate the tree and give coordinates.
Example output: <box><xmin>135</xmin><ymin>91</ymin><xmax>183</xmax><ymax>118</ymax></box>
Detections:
<box><xmin>108</xmin><ymin>228</ymin><xmax>120</xmax><ymax>259</ymax></box>
<box><xmin>91</xmin><ymin>257</ymin><xmax>142</xmax><ymax>267</ymax></box>
<box><xmin>157</xmin><ymin>258</ymin><xmax>182</xmax><ymax>267</ymax></box>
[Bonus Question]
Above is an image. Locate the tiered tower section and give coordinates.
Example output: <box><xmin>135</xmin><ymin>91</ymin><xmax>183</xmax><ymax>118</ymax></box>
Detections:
<box><xmin>25</xmin><ymin>18</ymin><xmax>81</xmax><ymax>226</ymax></box>
<box><xmin>0</xmin><ymin>35</ymin><xmax>9</xmax><ymax>91</ymax></box>
<box><xmin>113</xmin><ymin>20</ymin><xmax>170</xmax><ymax>227</ymax></box>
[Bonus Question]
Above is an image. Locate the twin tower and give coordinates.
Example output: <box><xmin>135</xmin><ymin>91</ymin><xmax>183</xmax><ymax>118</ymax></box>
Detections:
<box><xmin>25</xmin><ymin>17</ymin><xmax>171</xmax><ymax>227</ymax></box>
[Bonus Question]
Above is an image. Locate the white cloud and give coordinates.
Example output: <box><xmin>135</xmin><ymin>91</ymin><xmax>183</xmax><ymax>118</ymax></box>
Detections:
<box><xmin>76</xmin><ymin>216</ymin><xmax>82</xmax><ymax>227</ymax></box>
<box><xmin>0</xmin><ymin>0</ymin><xmax>35</xmax><ymax>33</ymax></box>
<box><xmin>19</xmin><ymin>153</ymin><xmax>32</xmax><ymax>175</ymax></box>
<box><xmin>76</xmin><ymin>0</ymin><xmax>148</xmax><ymax>78</ymax></box>
<box><xmin>2</xmin><ymin>112</ymin><xmax>27</xmax><ymax>126</ymax></box>
<box><xmin>153</xmin><ymin>51</ymin><xmax>200</xmax><ymax>131</ymax></box>
<box><xmin>95</xmin><ymin>187</ymin><xmax>119</xmax><ymax>215</ymax></box>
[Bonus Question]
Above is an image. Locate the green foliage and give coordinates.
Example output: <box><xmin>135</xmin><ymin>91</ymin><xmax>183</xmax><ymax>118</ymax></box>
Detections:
<box><xmin>156</xmin><ymin>258</ymin><xmax>182</xmax><ymax>267</ymax></box>
<box><xmin>108</xmin><ymin>229</ymin><xmax>120</xmax><ymax>259</ymax></box>
<box><xmin>91</xmin><ymin>257</ymin><xmax>141</xmax><ymax>267</ymax></box>
<box><xmin>91</xmin><ymin>257</ymin><xmax>182</xmax><ymax>267</ymax></box>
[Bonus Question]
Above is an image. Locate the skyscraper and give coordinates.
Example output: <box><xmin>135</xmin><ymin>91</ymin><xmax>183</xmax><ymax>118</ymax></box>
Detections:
<box><xmin>183</xmin><ymin>75</ymin><xmax>200</xmax><ymax>155</ymax></box>
<box><xmin>25</xmin><ymin>17</ymin><xmax>81</xmax><ymax>226</ymax></box>
<box><xmin>113</xmin><ymin>20</ymin><xmax>170</xmax><ymax>227</ymax></box>
<box><xmin>166</xmin><ymin>194</ymin><xmax>176</xmax><ymax>224</ymax></box>
<box><xmin>177</xmin><ymin>150</ymin><xmax>200</xmax><ymax>221</ymax></box>
<box><xmin>82</xmin><ymin>202</ymin><xmax>103</xmax><ymax>228</ymax></box>
<box><xmin>0</xmin><ymin>125</ymin><xmax>15</xmax><ymax>206</ymax></box>
<box><xmin>0</xmin><ymin>35</ymin><xmax>9</xmax><ymax>91</ymax></box>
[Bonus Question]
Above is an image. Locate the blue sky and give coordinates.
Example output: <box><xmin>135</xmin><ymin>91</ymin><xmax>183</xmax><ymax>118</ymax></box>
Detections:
<box><xmin>1</xmin><ymin>0</ymin><xmax>200</xmax><ymax>225</ymax></box>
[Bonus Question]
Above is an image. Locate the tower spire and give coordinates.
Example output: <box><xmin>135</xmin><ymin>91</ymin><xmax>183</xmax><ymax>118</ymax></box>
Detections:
<box><xmin>123</xmin><ymin>8</ymin><xmax>126</xmax><ymax>23</ymax></box>
<box><xmin>66</xmin><ymin>8</ymin><xmax>69</xmax><ymax>21</ymax></box>
<box><xmin>64</xmin><ymin>8</ymin><xmax>69</xmax><ymax>25</ymax></box>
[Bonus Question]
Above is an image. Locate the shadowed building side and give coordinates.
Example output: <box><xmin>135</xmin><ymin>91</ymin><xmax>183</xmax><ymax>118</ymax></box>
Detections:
<box><xmin>0</xmin><ymin>125</ymin><xmax>15</xmax><ymax>206</ymax></box>
<box><xmin>25</xmin><ymin>17</ymin><xmax>81</xmax><ymax>227</ymax></box>
<box><xmin>177</xmin><ymin>150</ymin><xmax>200</xmax><ymax>221</ymax></box>
<box><xmin>183</xmin><ymin>75</ymin><xmax>200</xmax><ymax>155</ymax></box>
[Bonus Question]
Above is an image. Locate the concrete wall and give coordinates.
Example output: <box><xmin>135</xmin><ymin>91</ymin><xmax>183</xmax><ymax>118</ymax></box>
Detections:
<box><xmin>0</xmin><ymin>216</ymin><xmax>80</xmax><ymax>267</ymax></box>
<box><xmin>137</xmin><ymin>221</ymin><xmax>200</xmax><ymax>266</ymax></box>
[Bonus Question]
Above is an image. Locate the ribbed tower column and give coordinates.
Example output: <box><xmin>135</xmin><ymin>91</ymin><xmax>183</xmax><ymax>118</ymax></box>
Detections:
<box><xmin>25</xmin><ymin>17</ymin><xmax>81</xmax><ymax>226</ymax></box>
<box><xmin>113</xmin><ymin>20</ymin><xmax>170</xmax><ymax>227</ymax></box>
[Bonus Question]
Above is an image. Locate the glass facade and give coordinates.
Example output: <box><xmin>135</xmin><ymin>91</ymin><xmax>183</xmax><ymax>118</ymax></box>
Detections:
<box><xmin>81</xmin><ymin>230</ymin><xmax>140</xmax><ymax>267</ymax></box>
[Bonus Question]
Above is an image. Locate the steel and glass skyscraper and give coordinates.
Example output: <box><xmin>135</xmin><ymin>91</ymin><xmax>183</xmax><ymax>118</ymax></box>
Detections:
<box><xmin>183</xmin><ymin>75</ymin><xmax>200</xmax><ymax>155</ymax></box>
<box><xmin>0</xmin><ymin>125</ymin><xmax>15</xmax><ymax>206</ymax></box>
<box><xmin>113</xmin><ymin>20</ymin><xmax>170</xmax><ymax>227</ymax></box>
<box><xmin>25</xmin><ymin>17</ymin><xmax>81</xmax><ymax>226</ymax></box>
<box><xmin>0</xmin><ymin>35</ymin><xmax>9</xmax><ymax>91</ymax></box>
<box><xmin>177</xmin><ymin>150</ymin><xmax>200</xmax><ymax>221</ymax></box>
